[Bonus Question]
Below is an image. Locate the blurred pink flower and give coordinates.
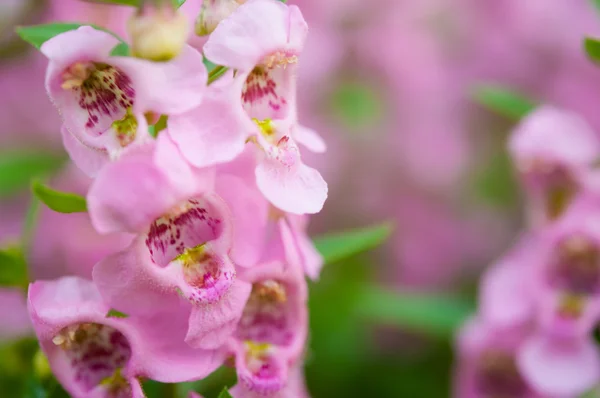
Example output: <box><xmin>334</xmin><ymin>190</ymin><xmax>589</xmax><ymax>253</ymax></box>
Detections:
<box><xmin>28</xmin><ymin>277</ymin><xmax>224</xmax><ymax>398</ymax></box>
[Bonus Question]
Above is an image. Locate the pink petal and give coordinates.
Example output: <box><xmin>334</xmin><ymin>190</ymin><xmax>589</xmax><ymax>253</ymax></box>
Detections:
<box><xmin>185</xmin><ymin>279</ymin><xmax>252</xmax><ymax>349</ymax></box>
<box><xmin>41</xmin><ymin>26</ymin><xmax>118</xmax><ymax>67</ymax></box>
<box><xmin>518</xmin><ymin>334</ymin><xmax>600</xmax><ymax>397</ymax></box>
<box><xmin>92</xmin><ymin>239</ymin><xmax>180</xmax><ymax>316</ymax></box>
<box><xmin>294</xmin><ymin>125</ymin><xmax>327</xmax><ymax>153</ymax></box>
<box><xmin>87</xmin><ymin>137</ymin><xmax>200</xmax><ymax>234</ymax></box>
<box><xmin>256</xmin><ymin>158</ymin><xmax>327</xmax><ymax>215</ymax></box>
<box><xmin>61</xmin><ymin>125</ymin><xmax>109</xmax><ymax>178</ymax></box>
<box><xmin>216</xmin><ymin>174</ymin><xmax>269</xmax><ymax>267</ymax></box>
<box><xmin>168</xmin><ymin>82</ymin><xmax>250</xmax><ymax>168</ymax></box>
<box><xmin>113</xmin><ymin>45</ymin><xmax>207</xmax><ymax>115</ymax></box>
<box><xmin>203</xmin><ymin>0</ymin><xmax>291</xmax><ymax>71</ymax></box>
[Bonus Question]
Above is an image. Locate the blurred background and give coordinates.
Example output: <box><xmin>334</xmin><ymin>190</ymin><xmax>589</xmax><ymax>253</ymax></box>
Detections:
<box><xmin>1</xmin><ymin>0</ymin><xmax>600</xmax><ymax>397</ymax></box>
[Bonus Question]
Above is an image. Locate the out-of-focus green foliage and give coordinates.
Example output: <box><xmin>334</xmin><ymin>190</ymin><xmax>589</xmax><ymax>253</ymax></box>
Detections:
<box><xmin>313</xmin><ymin>222</ymin><xmax>394</xmax><ymax>264</ymax></box>
<box><xmin>585</xmin><ymin>37</ymin><xmax>600</xmax><ymax>64</ymax></box>
<box><xmin>472</xmin><ymin>84</ymin><xmax>537</xmax><ymax>120</ymax></box>
<box><xmin>0</xmin><ymin>151</ymin><xmax>65</xmax><ymax>198</ymax></box>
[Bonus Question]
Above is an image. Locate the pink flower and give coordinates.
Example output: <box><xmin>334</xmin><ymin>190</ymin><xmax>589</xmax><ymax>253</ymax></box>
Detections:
<box><xmin>169</xmin><ymin>0</ymin><xmax>327</xmax><ymax>215</ymax></box>
<box><xmin>42</xmin><ymin>26</ymin><xmax>207</xmax><ymax>177</ymax></box>
<box><xmin>230</xmin><ymin>363</ymin><xmax>309</xmax><ymax>398</ymax></box>
<box><xmin>89</xmin><ymin>135</ymin><xmax>266</xmax><ymax>349</ymax></box>
<box><xmin>517</xmin><ymin>333</ymin><xmax>600</xmax><ymax>397</ymax></box>
<box><xmin>225</xmin><ymin>261</ymin><xmax>308</xmax><ymax>396</ymax></box>
<box><xmin>509</xmin><ymin>106</ymin><xmax>600</xmax><ymax>226</ymax></box>
<box><xmin>28</xmin><ymin>277</ymin><xmax>224</xmax><ymax>398</ymax></box>
<box><xmin>455</xmin><ymin>317</ymin><xmax>537</xmax><ymax>398</ymax></box>
<box><xmin>531</xmin><ymin>197</ymin><xmax>600</xmax><ymax>339</ymax></box>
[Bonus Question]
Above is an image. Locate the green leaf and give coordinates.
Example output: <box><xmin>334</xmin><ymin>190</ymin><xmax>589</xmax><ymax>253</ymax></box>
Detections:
<box><xmin>106</xmin><ymin>309</ymin><xmax>128</xmax><ymax>318</ymax></box>
<box><xmin>110</xmin><ymin>42</ymin><xmax>129</xmax><ymax>56</ymax></box>
<box><xmin>591</xmin><ymin>0</ymin><xmax>600</xmax><ymax>15</ymax></box>
<box><xmin>0</xmin><ymin>246</ymin><xmax>28</xmax><ymax>289</ymax></box>
<box><xmin>471</xmin><ymin>84</ymin><xmax>537</xmax><ymax>120</ymax></box>
<box><xmin>355</xmin><ymin>286</ymin><xmax>473</xmax><ymax>338</ymax></box>
<box><xmin>176</xmin><ymin>0</ymin><xmax>187</xmax><ymax>7</ymax></box>
<box><xmin>313</xmin><ymin>222</ymin><xmax>393</xmax><ymax>264</ymax></box>
<box><xmin>16</xmin><ymin>23</ymin><xmax>83</xmax><ymax>50</ymax></box>
<box><xmin>0</xmin><ymin>151</ymin><xmax>65</xmax><ymax>197</ymax></box>
<box><xmin>16</xmin><ymin>23</ymin><xmax>128</xmax><ymax>56</ymax></box>
<box><xmin>585</xmin><ymin>37</ymin><xmax>600</xmax><ymax>64</ymax></box>
<box><xmin>32</xmin><ymin>181</ymin><xmax>87</xmax><ymax>214</ymax></box>
<box><xmin>218</xmin><ymin>387</ymin><xmax>233</xmax><ymax>398</ymax></box>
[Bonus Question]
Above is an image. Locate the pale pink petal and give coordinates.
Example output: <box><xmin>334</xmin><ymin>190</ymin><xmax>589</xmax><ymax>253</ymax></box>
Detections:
<box><xmin>61</xmin><ymin>125</ymin><xmax>109</xmax><ymax>178</ymax></box>
<box><xmin>216</xmin><ymin>174</ymin><xmax>269</xmax><ymax>267</ymax></box>
<box><xmin>203</xmin><ymin>0</ymin><xmax>290</xmax><ymax>71</ymax></box>
<box><xmin>294</xmin><ymin>125</ymin><xmax>326</xmax><ymax>153</ymax></box>
<box><xmin>40</xmin><ymin>26</ymin><xmax>118</xmax><ymax>66</ymax></box>
<box><xmin>185</xmin><ymin>279</ymin><xmax>252</xmax><ymax>349</ymax></box>
<box><xmin>168</xmin><ymin>82</ymin><xmax>250</xmax><ymax>168</ymax></box>
<box><xmin>518</xmin><ymin>335</ymin><xmax>600</xmax><ymax>397</ymax></box>
<box><xmin>113</xmin><ymin>45</ymin><xmax>207</xmax><ymax>115</ymax></box>
<box><xmin>92</xmin><ymin>239</ymin><xmax>180</xmax><ymax>316</ymax></box>
<box><xmin>256</xmin><ymin>158</ymin><xmax>327</xmax><ymax>215</ymax></box>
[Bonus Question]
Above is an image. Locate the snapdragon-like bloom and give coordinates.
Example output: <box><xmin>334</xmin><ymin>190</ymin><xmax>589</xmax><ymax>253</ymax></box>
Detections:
<box><xmin>42</xmin><ymin>26</ymin><xmax>207</xmax><ymax>176</ymax></box>
<box><xmin>28</xmin><ymin>277</ymin><xmax>223</xmax><ymax>398</ymax></box>
<box><xmin>227</xmin><ymin>261</ymin><xmax>308</xmax><ymax>395</ymax></box>
<box><xmin>169</xmin><ymin>0</ymin><xmax>327</xmax><ymax>215</ymax></box>
<box><xmin>456</xmin><ymin>318</ymin><xmax>537</xmax><ymax>398</ymax></box>
<box><xmin>90</xmin><ymin>135</ymin><xmax>270</xmax><ymax>349</ymax></box>
<box><xmin>468</xmin><ymin>227</ymin><xmax>600</xmax><ymax>397</ymax></box>
<box><xmin>509</xmin><ymin>106</ymin><xmax>600</xmax><ymax>225</ymax></box>
<box><xmin>533</xmin><ymin>197</ymin><xmax>600</xmax><ymax>338</ymax></box>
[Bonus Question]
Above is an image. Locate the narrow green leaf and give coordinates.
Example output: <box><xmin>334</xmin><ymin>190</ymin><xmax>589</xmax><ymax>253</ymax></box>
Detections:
<box><xmin>313</xmin><ymin>222</ymin><xmax>393</xmax><ymax>264</ymax></box>
<box><xmin>16</xmin><ymin>23</ymin><xmax>83</xmax><ymax>50</ymax></box>
<box><xmin>110</xmin><ymin>42</ymin><xmax>129</xmax><ymax>56</ymax></box>
<box><xmin>585</xmin><ymin>37</ymin><xmax>600</xmax><ymax>64</ymax></box>
<box><xmin>0</xmin><ymin>246</ymin><xmax>28</xmax><ymax>289</ymax></box>
<box><xmin>106</xmin><ymin>309</ymin><xmax>128</xmax><ymax>318</ymax></box>
<box><xmin>208</xmin><ymin>65</ymin><xmax>228</xmax><ymax>85</ymax></box>
<box><xmin>0</xmin><ymin>151</ymin><xmax>65</xmax><ymax>197</ymax></box>
<box><xmin>31</xmin><ymin>181</ymin><xmax>87</xmax><ymax>214</ymax></box>
<box><xmin>176</xmin><ymin>0</ymin><xmax>187</xmax><ymax>7</ymax></box>
<box><xmin>218</xmin><ymin>387</ymin><xmax>233</xmax><ymax>398</ymax></box>
<box><xmin>355</xmin><ymin>287</ymin><xmax>473</xmax><ymax>338</ymax></box>
<box><xmin>16</xmin><ymin>24</ymin><xmax>128</xmax><ymax>56</ymax></box>
<box><xmin>471</xmin><ymin>84</ymin><xmax>537</xmax><ymax>120</ymax></box>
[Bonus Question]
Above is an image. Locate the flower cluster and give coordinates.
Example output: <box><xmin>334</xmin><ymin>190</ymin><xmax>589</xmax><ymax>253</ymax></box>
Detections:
<box><xmin>455</xmin><ymin>106</ymin><xmax>600</xmax><ymax>397</ymax></box>
<box><xmin>28</xmin><ymin>1</ymin><xmax>327</xmax><ymax>397</ymax></box>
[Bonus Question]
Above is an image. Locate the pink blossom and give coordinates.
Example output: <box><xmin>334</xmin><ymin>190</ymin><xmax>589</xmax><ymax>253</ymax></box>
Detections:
<box><xmin>89</xmin><ymin>135</ymin><xmax>265</xmax><ymax>349</ymax></box>
<box><xmin>530</xmin><ymin>197</ymin><xmax>600</xmax><ymax>339</ymax></box>
<box><xmin>28</xmin><ymin>277</ymin><xmax>224</xmax><ymax>398</ymax></box>
<box><xmin>226</xmin><ymin>261</ymin><xmax>308</xmax><ymax>395</ymax></box>
<box><xmin>169</xmin><ymin>0</ymin><xmax>327</xmax><ymax>215</ymax></box>
<box><xmin>509</xmin><ymin>106</ymin><xmax>600</xmax><ymax>226</ymax></box>
<box><xmin>455</xmin><ymin>317</ymin><xmax>537</xmax><ymax>398</ymax></box>
<box><xmin>42</xmin><ymin>26</ymin><xmax>207</xmax><ymax>177</ymax></box>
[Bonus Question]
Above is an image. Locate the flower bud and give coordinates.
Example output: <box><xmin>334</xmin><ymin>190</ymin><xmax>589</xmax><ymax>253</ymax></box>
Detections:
<box><xmin>195</xmin><ymin>0</ymin><xmax>244</xmax><ymax>36</ymax></box>
<box><xmin>128</xmin><ymin>4</ymin><xmax>189</xmax><ymax>62</ymax></box>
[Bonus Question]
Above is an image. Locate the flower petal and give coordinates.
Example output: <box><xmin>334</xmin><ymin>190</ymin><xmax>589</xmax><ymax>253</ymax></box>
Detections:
<box><xmin>185</xmin><ymin>279</ymin><xmax>252</xmax><ymax>349</ymax></box>
<box><xmin>518</xmin><ymin>334</ymin><xmax>600</xmax><ymax>397</ymax></box>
